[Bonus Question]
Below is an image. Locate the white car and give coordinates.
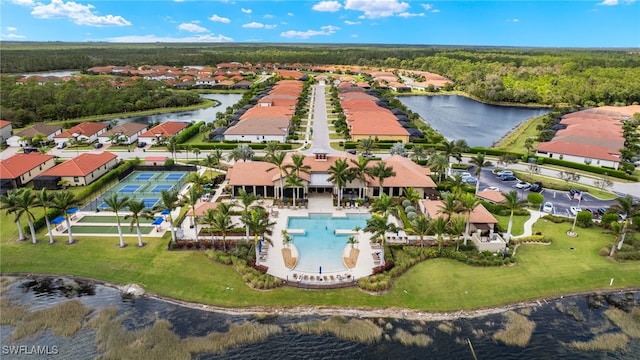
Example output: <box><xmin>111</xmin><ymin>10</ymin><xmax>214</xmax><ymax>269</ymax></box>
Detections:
<box><xmin>570</xmin><ymin>206</ymin><xmax>582</xmax><ymax>216</ymax></box>
<box><xmin>515</xmin><ymin>181</ymin><xmax>531</xmax><ymax>189</ymax></box>
<box><xmin>542</xmin><ymin>202</ymin><xmax>554</xmax><ymax>213</ymax></box>
<box><xmin>486</xmin><ymin>186</ymin><xmax>500</xmax><ymax>191</ymax></box>
<box><xmin>495</xmin><ymin>170</ymin><xmax>513</xmax><ymax>177</ymax></box>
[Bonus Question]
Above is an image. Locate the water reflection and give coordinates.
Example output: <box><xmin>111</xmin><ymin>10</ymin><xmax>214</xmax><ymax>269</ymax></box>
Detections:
<box><xmin>398</xmin><ymin>95</ymin><xmax>551</xmax><ymax>147</ymax></box>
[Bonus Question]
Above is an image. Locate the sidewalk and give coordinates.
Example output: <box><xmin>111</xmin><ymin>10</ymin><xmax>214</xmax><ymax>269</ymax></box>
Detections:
<box><xmin>513</xmin><ymin>210</ymin><xmax>544</xmax><ymax>238</ymax></box>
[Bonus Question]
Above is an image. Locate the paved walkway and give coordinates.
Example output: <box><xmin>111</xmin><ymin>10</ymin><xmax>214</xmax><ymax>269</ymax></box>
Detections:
<box><xmin>513</xmin><ymin>210</ymin><xmax>544</xmax><ymax>238</ymax></box>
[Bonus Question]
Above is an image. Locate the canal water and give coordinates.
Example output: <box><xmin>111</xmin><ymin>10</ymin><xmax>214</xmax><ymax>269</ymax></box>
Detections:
<box><xmin>1</xmin><ymin>276</ymin><xmax>638</xmax><ymax>359</ymax></box>
<box><xmin>398</xmin><ymin>95</ymin><xmax>551</xmax><ymax>148</ymax></box>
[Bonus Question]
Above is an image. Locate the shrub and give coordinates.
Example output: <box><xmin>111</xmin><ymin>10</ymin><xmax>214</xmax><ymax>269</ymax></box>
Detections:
<box><xmin>576</xmin><ymin>211</ymin><xmax>593</xmax><ymax>228</ymax></box>
<box><xmin>601</xmin><ymin>213</ymin><xmax>620</xmax><ymax>229</ymax></box>
<box><xmin>406</xmin><ymin>212</ymin><xmax>418</xmax><ymax>220</ymax></box>
<box><xmin>404</xmin><ymin>206</ymin><xmax>416</xmax><ymax>213</ymax></box>
<box><xmin>527</xmin><ymin>193</ymin><xmax>544</xmax><ymax>207</ymax></box>
<box><xmin>542</xmin><ymin>214</ymin><xmax>573</xmax><ymax>224</ymax></box>
<box><xmin>512</xmin><ymin>235</ymin><xmax>551</xmax><ymax>244</ymax></box>
<box><xmin>401</xmin><ymin>199</ymin><xmax>412</xmax><ymax>208</ymax></box>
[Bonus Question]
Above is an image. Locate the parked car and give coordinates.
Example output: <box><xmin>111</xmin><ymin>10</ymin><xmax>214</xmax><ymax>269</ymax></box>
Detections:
<box><xmin>495</xmin><ymin>170</ymin><xmax>514</xmax><ymax>177</ymax></box>
<box><xmin>23</xmin><ymin>147</ymin><xmax>38</xmax><ymax>154</ymax></box>
<box><xmin>569</xmin><ymin>188</ymin><xmax>581</xmax><ymax>199</ymax></box>
<box><xmin>515</xmin><ymin>181</ymin><xmax>531</xmax><ymax>189</ymax></box>
<box><xmin>597</xmin><ymin>207</ymin><xmax>608</xmax><ymax>216</ymax></box>
<box><xmin>137</xmin><ymin>141</ymin><xmax>147</xmax><ymax>148</ymax></box>
<box><xmin>463</xmin><ymin>176</ymin><xmax>478</xmax><ymax>184</ymax></box>
<box><xmin>486</xmin><ymin>186</ymin><xmax>500</xmax><ymax>191</ymax></box>
<box><xmin>345</xmin><ymin>149</ymin><xmax>356</xmax><ymax>155</ymax></box>
<box><xmin>56</xmin><ymin>142</ymin><xmax>66</xmax><ymax>149</ymax></box>
<box><xmin>570</xmin><ymin>206</ymin><xmax>583</xmax><ymax>216</ymax></box>
<box><xmin>542</xmin><ymin>202</ymin><xmax>554</xmax><ymax>213</ymax></box>
<box><xmin>501</xmin><ymin>174</ymin><xmax>517</xmax><ymax>181</ymax></box>
<box><xmin>458</xmin><ymin>172</ymin><xmax>472</xmax><ymax>178</ymax></box>
<box><xmin>529</xmin><ymin>182</ymin><xmax>543</xmax><ymax>192</ymax></box>
<box><xmin>93</xmin><ymin>142</ymin><xmax>103</xmax><ymax>149</ymax></box>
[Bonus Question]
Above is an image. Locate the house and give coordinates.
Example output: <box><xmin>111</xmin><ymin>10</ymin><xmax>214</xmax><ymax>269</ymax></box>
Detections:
<box><xmin>98</xmin><ymin>123</ymin><xmax>148</xmax><ymax>145</ymax></box>
<box><xmin>0</xmin><ymin>120</ymin><xmax>12</xmax><ymax>144</ymax></box>
<box><xmin>223</xmin><ymin>117</ymin><xmax>289</xmax><ymax>143</ymax></box>
<box><xmin>138</xmin><ymin>122</ymin><xmax>189</xmax><ymax>145</ymax></box>
<box><xmin>35</xmin><ymin>152</ymin><xmax>118</xmax><ymax>188</ymax></box>
<box><xmin>339</xmin><ymin>89</ymin><xmax>410</xmax><ymax>142</ymax></box>
<box><xmin>54</xmin><ymin>122</ymin><xmax>108</xmax><ymax>146</ymax></box>
<box><xmin>6</xmin><ymin>124</ymin><xmax>63</xmax><ymax>147</ymax></box>
<box><xmin>0</xmin><ymin>153</ymin><xmax>56</xmax><ymax>193</ymax></box>
<box><xmin>144</xmin><ymin>156</ymin><xmax>168</xmax><ymax>166</ymax></box>
<box><xmin>420</xmin><ymin>199</ymin><xmax>506</xmax><ymax>252</ymax></box>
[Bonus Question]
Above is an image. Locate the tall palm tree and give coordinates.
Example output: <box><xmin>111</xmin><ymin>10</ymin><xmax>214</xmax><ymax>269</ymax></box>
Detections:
<box><xmin>227</xmin><ymin>144</ymin><xmax>254</xmax><ymax>162</ymax></box>
<box><xmin>237</xmin><ymin>188</ymin><xmax>260</xmax><ymax>241</ymax></box>
<box><xmin>469</xmin><ymin>153</ymin><xmax>493</xmax><ymax>194</ymax></box>
<box><xmin>166</xmin><ymin>136</ymin><xmax>180</xmax><ymax>161</ymax></box>
<box><xmin>429</xmin><ymin>216</ymin><xmax>450</xmax><ymax>251</ymax></box>
<box><xmin>453</xmin><ymin>139</ymin><xmax>469</xmax><ymax>164</ymax></box>
<box><xmin>193</xmin><ymin>148</ymin><xmax>201</xmax><ymax>164</ymax></box>
<box><xmin>327</xmin><ymin>158</ymin><xmax>354</xmax><ymax>208</ymax></box>
<box><xmin>187</xmin><ymin>172</ymin><xmax>208</xmax><ymax>194</ymax></box>
<box><xmin>124</xmin><ymin>199</ymin><xmax>154</xmax><ymax>247</ymax></box>
<box><xmin>409</xmin><ymin>214</ymin><xmax>430</xmax><ymax>248</ymax></box>
<box><xmin>51</xmin><ymin>191</ymin><xmax>78</xmax><ymax>245</ymax></box>
<box><xmin>366</xmin><ymin>161</ymin><xmax>396</xmax><ymax>198</ymax></box>
<box><xmin>153</xmin><ymin>190</ymin><xmax>181</xmax><ymax>243</ymax></box>
<box><xmin>410</xmin><ymin>144</ymin><xmax>428</xmax><ymax>163</ymax></box>
<box><xmin>364</xmin><ymin>213</ymin><xmax>398</xmax><ymax>262</ymax></box>
<box><xmin>285</xmin><ymin>172</ymin><xmax>304</xmax><ymax>208</ymax></box>
<box><xmin>37</xmin><ymin>189</ymin><xmax>56</xmax><ymax>244</ymax></box>
<box><xmin>438</xmin><ymin>193</ymin><xmax>462</xmax><ymax>219</ymax></box>
<box><xmin>440</xmin><ymin>139</ymin><xmax>458</xmax><ymax>171</ymax></box>
<box><xmin>204</xmin><ymin>151</ymin><xmax>222</xmax><ymax>169</ymax></box>
<box><xmin>264</xmin><ymin>142</ymin><xmax>282</xmax><ymax>160</ymax></box>
<box><xmin>182</xmin><ymin>186</ymin><xmax>202</xmax><ymax>242</ymax></box>
<box><xmin>370</xmin><ymin>192</ymin><xmax>393</xmax><ymax>215</ymax></box>
<box><xmin>15</xmin><ymin>189</ymin><xmax>39</xmax><ymax>244</ymax></box>
<box><xmin>503</xmin><ymin>190</ymin><xmax>528</xmax><ymax>244</ymax></box>
<box><xmin>428</xmin><ymin>153</ymin><xmax>449</xmax><ymax>183</ymax></box>
<box><xmin>266</xmin><ymin>151</ymin><xmax>287</xmax><ymax>200</ymax></box>
<box><xmin>449</xmin><ymin>173</ymin><xmax>467</xmax><ymax>196</ymax></box>
<box><xmin>209</xmin><ymin>208</ymin><xmax>234</xmax><ymax>252</ymax></box>
<box><xmin>1</xmin><ymin>189</ymin><xmax>27</xmax><ymax>241</ymax></box>
<box><xmin>184</xmin><ymin>144</ymin><xmax>192</xmax><ymax>162</ymax></box>
<box><xmin>357</xmin><ymin>137</ymin><xmax>376</xmax><ymax>156</ymax></box>
<box><xmin>287</xmin><ymin>153</ymin><xmax>311</xmax><ymax>179</ymax></box>
<box><xmin>458</xmin><ymin>193</ymin><xmax>481</xmax><ymax>246</ymax></box>
<box><xmin>448</xmin><ymin>215</ymin><xmax>467</xmax><ymax>251</ymax></box>
<box><xmin>350</xmin><ymin>156</ymin><xmax>371</xmax><ymax>200</ymax></box>
<box><xmin>241</xmin><ymin>207</ymin><xmax>275</xmax><ymax>260</ymax></box>
<box><xmin>104</xmin><ymin>193</ymin><xmax>131</xmax><ymax>248</ymax></box>
<box><xmin>608</xmin><ymin>194</ymin><xmax>640</xmax><ymax>256</ymax></box>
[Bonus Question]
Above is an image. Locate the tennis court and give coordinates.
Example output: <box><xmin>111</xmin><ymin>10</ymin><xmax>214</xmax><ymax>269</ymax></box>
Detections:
<box><xmin>164</xmin><ymin>173</ymin><xmax>184</xmax><ymax>181</ymax></box>
<box><xmin>150</xmin><ymin>184</ymin><xmax>173</xmax><ymax>193</ymax></box>
<box><xmin>119</xmin><ymin>184</ymin><xmax>141</xmax><ymax>193</ymax></box>
<box><xmin>64</xmin><ymin>225</ymin><xmax>155</xmax><ymax>235</ymax></box>
<box><xmin>135</xmin><ymin>173</ymin><xmax>155</xmax><ymax>181</ymax></box>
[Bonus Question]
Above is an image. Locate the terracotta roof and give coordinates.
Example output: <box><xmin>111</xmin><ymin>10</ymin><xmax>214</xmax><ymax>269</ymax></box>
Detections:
<box><xmin>536</xmin><ymin>141</ymin><xmax>621</xmax><ymax>162</ymax></box>
<box><xmin>240</xmin><ymin>106</ymin><xmax>293</xmax><ymax>120</ymax></box>
<box><xmin>41</xmin><ymin>152</ymin><xmax>117</xmax><ymax>177</ymax></box>
<box><xmin>369</xmin><ymin>155</ymin><xmax>434</xmax><ymax>188</ymax></box>
<box><xmin>100</xmin><ymin>123</ymin><xmax>148</xmax><ymax>138</ymax></box>
<box><xmin>476</xmin><ymin>190</ymin><xmax>506</xmax><ymax>203</ymax></box>
<box><xmin>0</xmin><ymin>120</ymin><xmax>12</xmax><ymax>129</ymax></box>
<box><xmin>16</xmin><ymin>124</ymin><xmax>62</xmax><ymax>138</ymax></box>
<box><xmin>55</xmin><ymin>122</ymin><xmax>107</xmax><ymax>139</ymax></box>
<box><xmin>145</xmin><ymin>156</ymin><xmax>168</xmax><ymax>161</ymax></box>
<box><xmin>421</xmin><ymin>200</ymin><xmax>497</xmax><ymax>224</ymax></box>
<box><xmin>0</xmin><ymin>153</ymin><xmax>55</xmax><ymax>179</ymax></box>
<box><xmin>139</xmin><ymin>122</ymin><xmax>188</xmax><ymax>138</ymax></box>
<box><xmin>227</xmin><ymin>161</ymin><xmax>278</xmax><ymax>186</ymax></box>
<box><xmin>224</xmin><ymin>117</ymin><xmax>289</xmax><ymax>136</ymax></box>
<box><xmin>193</xmin><ymin>201</ymin><xmax>220</xmax><ymax>216</ymax></box>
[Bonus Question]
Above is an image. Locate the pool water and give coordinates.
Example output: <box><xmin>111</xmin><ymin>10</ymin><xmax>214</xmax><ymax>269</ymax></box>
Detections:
<box><xmin>287</xmin><ymin>213</ymin><xmax>370</xmax><ymax>273</ymax></box>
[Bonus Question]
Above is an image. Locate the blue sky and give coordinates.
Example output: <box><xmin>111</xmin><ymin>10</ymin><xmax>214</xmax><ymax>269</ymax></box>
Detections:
<box><xmin>1</xmin><ymin>0</ymin><xmax>639</xmax><ymax>47</ymax></box>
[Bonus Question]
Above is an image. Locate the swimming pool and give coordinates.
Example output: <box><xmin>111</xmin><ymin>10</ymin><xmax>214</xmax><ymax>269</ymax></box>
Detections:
<box><xmin>287</xmin><ymin>213</ymin><xmax>370</xmax><ymax>273</ymax></box>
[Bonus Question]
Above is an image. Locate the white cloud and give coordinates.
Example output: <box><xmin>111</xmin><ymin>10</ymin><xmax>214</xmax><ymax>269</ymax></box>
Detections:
<box><xmin>508</xmin><ymin>18</ymin><xmax>519</xmax><ymax>23</ymax></box>
<box><xmin>598</xmin><ymin>0</ymin><xmax>618</xmax><ymax>4</ymax></box>
<box><xmin>6</xmin><ymin>26</ymin><xmax>18</xmax><ymax>32</ymax></box>
<box><xmin>398</xmin><ymin>12</ymin><xmax>424</xmax><ymax>18</ymax></box>
<box><xmin>421</xmin><ymin>4</ymin><xmax>432</xmax><ymax>11</ymax></box>
<box><xmin>351</xmin><ymin>34</ymin><xmax>358</xmax><ymax>38</ymax></box>
<box><xmin>31</xmin><ymin>0</ymin><xmax>131</xmax><ymax>27</ymax></box>
<box><xmin>209</xmin><ymin>14</ymin><xmax>231</xmax><ymax>23</ymax></box>
<box><xmin>242</xmin><ymin>22</ymin><xmax>277</xmax><ymax>29</ymax></box>
<box><xmin>10</xmin><ymin>0</ymin><xmax>35</xmax><ymax>6</ymax></box>
<box><xmin>345</xmin><ymin>0</ymin><xmax>410</xmax><ymax>18</ymax></box>
<box><xmin>431</xmin><ymin>9</ymin><xmax>440</xmax><ymax>13</ymax></box>
<box><xmin>1</xmin><ymin>33</ymin><xmax>27</xmax><ymax>39</ymax></box>
<box><xmin>108</xmin><ymin>34</ymin><xmax>233</xmax><ymax>43</ymax></box>
<box><xmin>263</xmin><ymin>14</ymin><xmax>274</xmax><ymax>19</ymax></box>
<box><xmin>241</xmin><ymin>8</ymin><xmax>252</xmax><ymax>14</ymax></box>
<box><xmin>312</xmin><ymin>1</ymin><xmax>342</xmax><ymax>12</ymax></box>
<box><xmin>287</xmin><ymin>12</ymin><xmax>294</xmax><ymax>16</ymax></box>
<box><xmin>280</xmin><ymin>25</ymin><xmax>339</xmax><ymax>39</ymax></box>
<box><xmin>178</xmin><ymin>23</ymin><xmax>208</xmax><ymax>32</ymax></box>
<box><xmin>344</xmin><ymin>20</ymin><xmax>361</xmax><ymax>25</ymax></box>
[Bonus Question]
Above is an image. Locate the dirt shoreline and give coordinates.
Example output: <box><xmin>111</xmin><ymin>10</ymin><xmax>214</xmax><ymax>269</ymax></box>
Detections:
<box><xmin>5</xmin><ymin>273</ymin><xmax>638</xmax><ymax>322</ymax></box>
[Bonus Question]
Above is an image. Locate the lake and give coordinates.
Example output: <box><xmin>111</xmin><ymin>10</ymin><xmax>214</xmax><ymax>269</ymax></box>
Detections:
<box><xmin>397</xmin><ymin>95</ymin><xmax>551</xmax><ymax>147</ymax></box>
<box><xmin>1</xmin><ymin>276</ymin><xmax>638</xmax><ymax>359</ymax></box>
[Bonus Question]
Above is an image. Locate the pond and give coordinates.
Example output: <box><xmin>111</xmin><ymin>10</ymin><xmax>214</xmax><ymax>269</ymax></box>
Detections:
<box><xmin>397</xmin><ymin>95</ymin><xmax>551</xmax><ymax>147</ymax></box>
<box><xmin>1</xmin><ymin>276</ymin><xmax>638</xmax><ymax>359</ymax></box>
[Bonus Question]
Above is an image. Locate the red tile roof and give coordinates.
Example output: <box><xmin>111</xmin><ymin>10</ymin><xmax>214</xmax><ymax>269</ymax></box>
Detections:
<box><xmin>55</xmin><ymin>122</ymin><xmax>107</xmax><ymax>139</ymax></box>
<box><xmin>0</xmin><ymin>153</ymin><xmax>55</xmax><ymax>179</ymax></box>
<box><xmin>41</xmin><ymin>152</ymin><xmax>117</xmax><ymax>177</ymax></box>
<box><xmin>421</xmin><ymin>200</ymin><xmax>497</xmax><ymax>224</ymax></box>
<box><xmin>139</xmin><ymin>122</ymin><xmax>188</xmax><ymax>138</ymax></box>
<box><xmin>0</xmin><ymin>120</ymin><xmax>11</xmax><ymax>129</ymax></box>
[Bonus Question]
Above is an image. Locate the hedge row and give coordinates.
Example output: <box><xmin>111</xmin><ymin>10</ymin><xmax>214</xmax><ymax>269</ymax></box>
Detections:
<box><xmin>178</xmin><ymin>143</ymin><xmax>293</xmax><ymax>150</ymax></box>
<box><xmin>538</xmin><ymin>157</ymin><xmax>637</xmax><ymax>181</ymax></box>
<box><xmin>174</xmin><ymin>121</ymin><xmax>203</xmax><ymax>144</ymax></box>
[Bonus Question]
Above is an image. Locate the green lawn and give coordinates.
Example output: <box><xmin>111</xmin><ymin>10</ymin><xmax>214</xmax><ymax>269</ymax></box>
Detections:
<box><xmin>512</xmin><ymin>170</ymin><xmax>617</xmax><ymax>200</ymax></box>
<box><xmin>2</xmin><ymin>218</ymin><xmax>639</xmax><ymax>311</ymax></box>
<box><xmin>78</xmin><ymin>216</ymin><xmax>154</xmax><ymax>224</ymax></box>
<box><xmin>495</xmin><ymin>114</ymin><xmax>545</xmax><ymax>153</ymax></box>
<box><xmin>495</xmin><ymin>214</ymin><xmax>529</xmax><ymax>237</ymax></box>
<box><xmin>65</xmin><ymin>225</ymin><xmax>155</xmax><ymax>235</ymax></box>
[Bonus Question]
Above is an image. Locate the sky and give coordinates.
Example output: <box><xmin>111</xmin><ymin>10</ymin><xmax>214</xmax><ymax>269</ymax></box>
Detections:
<box><xmin>1</xmin><ymin>0</ymin><xmax>639</xmax><ymax>47</ymax></box>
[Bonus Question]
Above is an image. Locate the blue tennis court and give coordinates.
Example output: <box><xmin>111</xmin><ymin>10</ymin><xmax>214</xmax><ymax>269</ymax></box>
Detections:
<box><xmin>118</xmin><ymin>184</ymin><xmax>141</xmax><ymax>193</ymax></box>
<box><xmin>135</xmin><ymin>173</ymin><xmax>155</xmax><ymax>181</ymax></box>
<box><xmin>151</xmin><ymin>184</ymin><xmax>173</xmax><ymax>193</ymax></box>
<box><xmin>164</xmin><ymin>173</ymin><xmax>184</xmax><ymax>181</ymax></box>
<box><xmin>98</xmin><ymin>198</ymin><xmax>158</xmax><ymax>210</ymax></box>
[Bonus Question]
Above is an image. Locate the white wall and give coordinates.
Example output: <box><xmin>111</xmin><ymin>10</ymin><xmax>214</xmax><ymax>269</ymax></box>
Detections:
<box><xmin>537</xmin><ymin>151</ymin><xmax>620</xmax><ymax>170</ymax></box>
<box><xmin>224</xmin><ymin>134</ymin><xmax>286</xmax><ymax>143</ymax></box>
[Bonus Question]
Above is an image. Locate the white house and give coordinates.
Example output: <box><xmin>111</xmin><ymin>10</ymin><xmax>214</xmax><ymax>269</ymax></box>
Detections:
<box><xmin>0</xmin><ymin>120</ymin><xmax>12</xmax><ymax>145</ymax></box>
<box><xmin>53</xmin><ymin>122</ymin><xmax>108</xmax><ymax>146</ymax></box>
<box><xmin>7</xmin><ymin>123</ymin><xmax>62</xmax><ymax>147</ymax></box>
<box><xmin>98</xmin><ymin>123</ymin><xmax>148</xmax><ymax>145</ymax></box>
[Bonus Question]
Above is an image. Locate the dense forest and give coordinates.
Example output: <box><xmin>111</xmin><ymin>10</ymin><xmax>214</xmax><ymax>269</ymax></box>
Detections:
<box><xmin>0</xmin><ymin>76</ymin><xmax>202</xmax><ymax>126</ymax></box>
<box><xmin>1</xmin><ymin>42</ymin><xmax>639</xmax><ymax>108</ymax></box>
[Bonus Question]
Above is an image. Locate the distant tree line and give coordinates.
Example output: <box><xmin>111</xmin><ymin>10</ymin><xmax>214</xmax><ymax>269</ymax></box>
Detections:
<box><xmin>0</xmin><ymin>76</ymin><xmax>202</xmax><ymax>126</ymax></box>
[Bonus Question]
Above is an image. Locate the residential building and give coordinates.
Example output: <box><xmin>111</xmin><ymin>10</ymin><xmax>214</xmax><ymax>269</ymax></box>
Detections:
<box><xmin>35</xmin><ymin>152</ymin><xmax>118</xmax><ymax>188</ymax></box>
<box><xmin>98</xmin><ymin>123</ymin><xmax>148</xmax><ymax>145</ymax></box>
<box><xmin>0</xmin><ymin>153</ymin><xmax>56</xmax><ymax>193</ymax></box>
<box><xmin>6</xmin><ymin>124</ymin><xmax>62</xmax><ymax>147</ymax></box>
<box><xmin>54</xmin><ymin>122</ymin><xmax>108</xmax><ymax>146</ymax></box>
<box><xmin>0</xmin><ymin>120</ymin><xmax>12</xmax><ymax>144</ymax></box>
<box><xmin>138</xmin><ymin>122</ymin><xmax>189</xmax><ymax>145</ymax></box>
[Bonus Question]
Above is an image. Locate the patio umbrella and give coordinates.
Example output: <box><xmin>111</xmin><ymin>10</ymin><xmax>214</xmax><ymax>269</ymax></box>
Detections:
<box><xmin>51</xmin><ymin>215</ymin><xmax>65</xmax><ymax>231</ymax></box>
<box><xmin>152</xmin><ymin>217</ymin><xmax>164</xmax><ymax>231</ymax></box>
<box><xmin>66</xmin><ymin>207</ymin><xmax>79</xmax><ymax>220</ymax></box>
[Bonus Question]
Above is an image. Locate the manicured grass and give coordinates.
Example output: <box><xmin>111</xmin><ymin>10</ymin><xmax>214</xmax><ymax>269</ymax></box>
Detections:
<box><xmin>495</xmin><ymin>114</ymin><xmax>545</xmax><ymax>153</ymax></box>
<box><xmin>512</xmin><ymin>170</ymin><xmax>617</xmax><ymax>200</ymax></box>
<box><xmin>78</xmin><ymin>216</ymin><xmax>154</xmax><ymax>224</ymax></box>
<box><xmin>2</xmin><ymin>218</ymin><xmax>639</xmax><ymax>311</ymax></box>
<box><xmin>65</xmin><ymin>225</ymin><xmax>155</xmax><ymax>235</ymax></box>
<box><xmin>495</xmin><ymin>214</ymin><xmax>529</xmax><ymax>237</ymax></box>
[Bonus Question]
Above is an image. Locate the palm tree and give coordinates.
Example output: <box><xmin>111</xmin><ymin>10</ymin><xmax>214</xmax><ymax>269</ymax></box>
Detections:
<box><xmin>350</xmin><ymin>156</ymin><xmax>371</xmax><ymax>200</ymax></box>
<box><xmin>193</xmin><ymin>148</ymin><xmax>201</xmax><ymax>164</ymax></box>
<box><xmin>37</xmin><ymin>189</ymin><xmax>56</xmax><ymax>244</ymax></box>
<box><xmin>153</xmin><ymin>190</ymin><xmax>181</xmax><ymax>243</ymax></box>
<box><xmin>608</xmin><ymin>194</ymin><xmax>640</xmax><ymax>256</ymax></box>
<box><xmin>184</xmin><ymin>144</ymin><xmax>192</xmax><ymax>162</ymax></box>
<box><xmin>166</xmin><ymin>136</ymin><xmax>180</xmax><ymax>161</ymax></box>
<box><xmin>104</xmin><ymin>193</ymin><xmax>131</xmax><ymax>248</ymax></box>
<box><xmin>448</xmin><ymin>215</ymin><xmax>467</xmax><ymax>251</ymax></box>
<box><xmin>366</xmin><ymin>161</ymin><xmax>396</xmax><ymax>198</ymax></box>
<box><xmin>124</xmin><ymin>200</ymin><xmax>153</xmax><ymax>247</ymax></box>
<box><xmin>410</xmin><ymin>145</ymin><xmax>428</xmax><ymax>163</ymax></box>
<box><xmin>203</xmin><ymin>151</ymin><xmax>222</xmax><ymax>169</ymax></box>
<box><xmin>409</xmin><ymin>214</ymin><xmax>430</xmax><ymax>248</ymax></box>
<box><xmin>364</xmin><ymin>213</ymin><xmax>398</xmax><ymax>262</ymax></box>
<box><xmin>370</xmin><ymin>192</ymin><xmax>393</xmax><ymax>215</ymax></box>
<box><xmin>347</xmin><ymin>235</ymin><xmax>358</xmax><ymax>249</ymax></box>
<box><xmin>449</xmin><ymin>173</ymin><xmax>467</xmax><ymax>196</ymax></box>
<box><xmin>264</xmin><ymin>142</ymin><xmax>281</xmax><ymax>160</ymax></box>
<box><xmin>357</xmin><ymin>137</ymin><xmax>376</xmax><ymax>156</ymax></box>
<box><xmin>524</xmin><ymin>138</ymin><xmax>534</xmax><ymax>157</ymax></box>
<box><xmin>453</xmin><ymin>139</ymin><xmax>469</xmax><ymax>164</ymax></box>
<box><xmin>281</xmin><ymin>229</ymin><xmax>292</xmax><ymax>247</ymax></box>
<box><xmin>237</xmin><ymin>188</ymin><xmax>260</xmax><ymax>241</ymax></box>
<box><xmin>182</xmin><ymin>186</ymin><xmax>202</xmax><ymax>242</ymax></box>
<box><xmin>428</xmin><ymin>153</ymin><xmax>449</xmax><ymax>183</ymax></box>
<box><xmin>327</xmin><ymin>158</ymin><xmax>354</xmax><ymax>208</ymax></box>
<box><xmin>187</xmin><ymin>172</ymin><xmax>208</xmax><ymax>194</ymax></box>
<box><xmin>14</xmin><ymin>189</ymin><xmax>39</xmax><ymax>244</ymax></box>
<box><xmin>209</xmin><ymin>208</ymin><xmax>234</xmax><ymax>252</ymax></box>
<box><xmin>32</xmin><ymin>133</ymin><xmax>48</xmax><ymax>147</ymax></box>
<box><xmin>242</xmin><ymin>207</ymin><xmax>275</xmax><ymax>260</ymax></box>
<box><xmin>266</xmin><ymin>151</ymin><xmax>287</xmax><ymax>200</ymax></box>
<box><xmin>227</xmin><ymin>144</ymin><xmax>254</xmax><ymax>162</ymax></box>
<box><xmin>284</xmin><ymin>172</ymin><xmax>304</xmax><ymax>208</ymax></box>
<box><xmin>438</xmin><ymin>193</ymin><xmax>462</xmax><ymax>219</ymax></box>
<box><xmin>51</xmin><ymin>191</ymin><xmax>78</xmax><ymax>244</ymax></box>
<box><xmin>285</xmin><ymin>153</ymin><xmax>310</xmax><ymax>205</ymax></box>
<box><xmin>469</xmin><ymin>153</ymin><xmax>492</xmax><ymax>194</ymax></box>
<box><xmin>503</xmin><ymin>190</ymin><xmax>528</xmax><ymax>244</ymax></box>
<box><xmin>458</xmin><ymin>193</ymin><xmax>481</xmax><ymax>246</ymax></box>
<box><xmin>429</xmin><ymin>216</ymin><xmax>450</xmax><ymax>251</ymax></box>
<box><xmin>1</xmin><ymin>189</ymin><xmax>27</xmax><ymax>241</ymax></box>
<box><xmin>441</xmin><ymin>139</ymin><xmax>458</xmax><ymax>171</ymax></box>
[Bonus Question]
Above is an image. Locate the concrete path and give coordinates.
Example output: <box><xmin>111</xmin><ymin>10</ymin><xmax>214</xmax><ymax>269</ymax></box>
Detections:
<box><xmin>513</xmin><ymin>210</ymin><xmax>544</xmax><ymax>238</ymax></box>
